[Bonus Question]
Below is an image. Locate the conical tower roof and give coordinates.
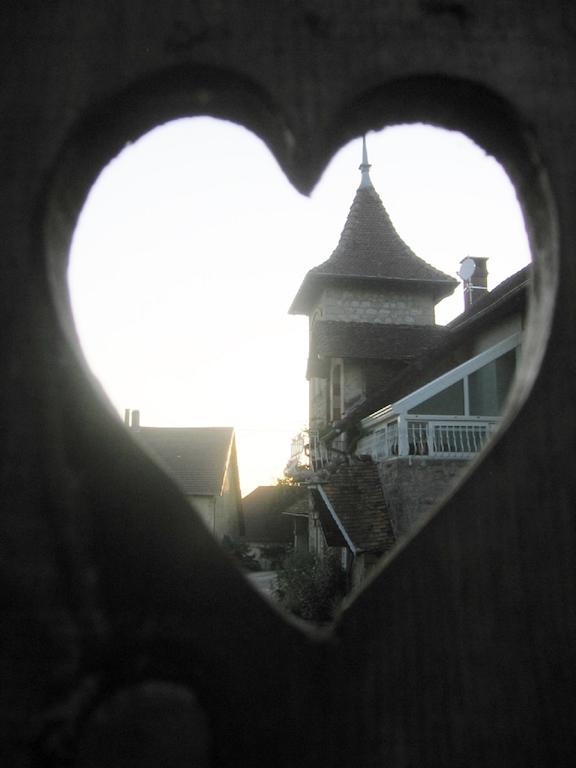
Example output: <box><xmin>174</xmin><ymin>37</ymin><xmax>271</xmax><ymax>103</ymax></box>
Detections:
<box><xmin>289</xmin><ymin>141</ymin><xmax>458</xmax><ymax>315</ymax></box>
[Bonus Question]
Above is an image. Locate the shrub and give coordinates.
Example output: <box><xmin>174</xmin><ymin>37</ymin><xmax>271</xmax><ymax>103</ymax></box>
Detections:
<box><xmin>221</xmin><ymin>535</ymin><xmax>261</xmax><ymax>572</ymax></box>
<box><xmin>275</xmin><ymin>552</ymin><xmax>346</xmax><ymax>623</ymax></box>
<box><xmin>257</xmin><ymin>543</ymin><xmax>291</xmax><ymax>570</ymax></box>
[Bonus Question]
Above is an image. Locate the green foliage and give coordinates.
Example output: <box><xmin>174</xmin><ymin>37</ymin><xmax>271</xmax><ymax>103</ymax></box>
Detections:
<box><xmin>276</xmin><ymin>476</ymin><xmax>296</xmax><ymax>486</ymax></box>
<box><xmin>221</xmin><ymin>535</ymin><xmax>261</xmax><ymax>572</ymax></box>
<box><xmin>275</xmin><ymin>552</ymin><xmax>346</xmax><ymax>623</ymax></box>
<box><xmin>258</xmin><ymin>543</ymin><xmax>291</xmax><ymax>570</ymax></box>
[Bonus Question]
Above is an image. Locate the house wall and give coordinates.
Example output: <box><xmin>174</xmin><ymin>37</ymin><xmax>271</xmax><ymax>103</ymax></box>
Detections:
<box><xmin>309</xmin><ymin>376</ymin><xmax>329</xmax><ymax>431</ymax></box>
<box><xmin>215</xmin><ymin>465</ymin><xmax>243</xmax><ymax>542</ymax></box>
<box><xmin>343</xmin><ymin>361</ymin><xmax>366</xmax><ymax>415</ymax></box>
<box><xmin>307</xmin><ymin>281</ymin><xmax>438</xmax><ymax>431</ymax></box>
<box><xmin>310</xmin><ymin>360</ymin><xmax>367</xmax><ymax>430</ymax></box>
<box><xmin>188</xmin><ymin>467</ymin><xmax>242</xmax><ymax>543</ymax></box>
<box><xmin>329</xmin><ymin>359</ymin><xmax>344</xmax><ymax>420</ymax></box>
<box><xmin>471</xmin><ymin>313</ymin><xmax>523</xmax><ymax>356</ymax></box>
<box><xmin>309</xmin><ymin>511</ymin><xmax>328</xmax><ymax>555</ymax></box>
<box><xmin>293</xmin><ymin>516</ymin><xmax>309</xmax><ymax>554</ymax></box>
<box><xmin>351</xmin><ymin>553</ymin><xmax>382</xmax><ymax>590</ymax></box>
<box><xmin>315</xmin><ymin>286</ymin><xmax>435</xmax><ymax>325</ymax></box>
<box><xmin>377</xmin><ymin>458</ymin><xmax>469</xmax><ymax>538</ymax></box>
<box><xmin>189</xmin><ymin>495</ymin><xmax>217</xmax><ymax>535</ymax></box>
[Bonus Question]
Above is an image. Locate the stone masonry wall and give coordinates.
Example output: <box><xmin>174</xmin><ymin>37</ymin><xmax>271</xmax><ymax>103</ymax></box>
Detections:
<box><xmin>318</xmin><ymin>286</ymin><xmax>435</xmax><ymax>325</ymax></box>
<box><xmin>309</xmin><ymin>375</ymin><xmax>328</xmax><ymax>430</ymax></box>
<box><xmin>377</xmin><ymin>458</ymin><xmax>469</xmax><ymax>539</ymax></box>
<box><xmin>310</xmin><ymin>360</ymin><xmax>366</xmax><ymax>429</ymax></box>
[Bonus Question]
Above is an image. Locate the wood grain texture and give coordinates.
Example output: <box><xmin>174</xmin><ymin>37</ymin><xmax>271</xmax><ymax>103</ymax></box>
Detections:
<box><xmin>0</xmin><ymin>1</ymin><xmax>573</xmax><ymax>765</ymax></box>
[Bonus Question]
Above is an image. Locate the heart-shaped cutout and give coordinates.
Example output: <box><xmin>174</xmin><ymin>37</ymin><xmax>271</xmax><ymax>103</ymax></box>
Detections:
<box><xmin>68</xmin><ymin>117</ymin><xmax>530</xmax><ymax>620</ymax></box>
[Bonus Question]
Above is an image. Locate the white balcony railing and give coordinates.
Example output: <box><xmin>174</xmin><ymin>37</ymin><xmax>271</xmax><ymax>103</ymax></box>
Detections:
<box><xmin>288</xmin><ymin>414</ymin><xmax>497</xmax><ymax>478</ymax></box>
<box><xmin>358</xmin><ymin>416</ymin><xmax>499</xmax><ymax>460</ymax></box>
<box><xmin>308</xmin><ymin>430</ymin><xmax>348</xmax><ymax>471</ymax></box>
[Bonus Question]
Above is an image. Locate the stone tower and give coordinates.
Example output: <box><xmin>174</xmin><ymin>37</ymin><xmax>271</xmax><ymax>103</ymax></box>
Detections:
<box><xmin>289</xmin><ymin>139</ymin><xmax>458</xmax><ymax>435</ymax></box>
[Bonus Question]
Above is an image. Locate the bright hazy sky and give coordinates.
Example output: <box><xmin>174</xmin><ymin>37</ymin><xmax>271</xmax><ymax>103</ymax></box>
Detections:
<box><xmin>68</xmin><ymin>119</ymin><xmax>531</xmax><ymax>495</ymax></box>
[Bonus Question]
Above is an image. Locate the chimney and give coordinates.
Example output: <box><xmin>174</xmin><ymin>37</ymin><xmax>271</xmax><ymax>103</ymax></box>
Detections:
<box><xmin>131</xmin><ymin>409</ymin><xmax>140</xmax><ymax>429</ymax></box>
<box><xmin>460</xmin><ymin>257</ymin><xmax>488</xmax><ymax>310</ymax></box>
<box><xmin>124</xmin><ymin>408</ymin><xmax>131</xmax><ymax>426</ymax></box>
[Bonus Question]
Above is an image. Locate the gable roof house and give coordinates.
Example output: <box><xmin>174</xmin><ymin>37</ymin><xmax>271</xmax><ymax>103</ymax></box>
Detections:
<box><xmin>128</xmin><ymin>414</ymin><xmax>244</xmax><ymax>544</ymax></box>
<box><xmin>286</xmin><ymin>140</ymin><xmax>527</xmax><ymax>584</ymax></box>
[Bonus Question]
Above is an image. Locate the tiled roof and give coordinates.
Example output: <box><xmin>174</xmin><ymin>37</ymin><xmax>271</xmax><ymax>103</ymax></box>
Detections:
<box><xmin>242</xmin><ymin>485</ymin><xmax>305</xmax><ymax>543</ymax></box>
<box><xmin>311</xmin><ymin>321</ymin><xmax>449</xmax><ymax>361</ymax></box>
<box><xmin>314</xmin><ymin>462</ymin><xmax>396</xmax><ymax>553</ymax></box>
<box><xmin>133</xmin><ymin>426</ymin><xmax>235</xmax><ymax>496</ymax></box>
<box><xmin>290</xmin><ymin>185</ymin><xmax>457</xmax><ymax>314</ymax></box>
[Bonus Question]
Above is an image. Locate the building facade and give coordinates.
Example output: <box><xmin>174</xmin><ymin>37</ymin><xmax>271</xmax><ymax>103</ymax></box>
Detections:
<box><xmin>287</xmin><ymin>143</ymin><xmax>527</xmax><ymax>582</ymax></box>
<box><xmin>289</xmin><ymin>139</ymin><xmax>457</xmax><ymax>445</ymax></box>
<box><xmin>127</xmin><ymin>413</ymin><xmax>244</xmax><ymax>543</ymax></box>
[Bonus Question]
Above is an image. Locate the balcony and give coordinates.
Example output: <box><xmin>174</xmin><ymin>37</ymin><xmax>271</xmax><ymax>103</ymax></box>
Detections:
<box><xmin>356</xmin><ymin>333</ymin><xmax>520</xmax><ymax>463</ymax></box>
<box><xmin>308</xmin><ymin>430</ymin><xmax>347</xmax><ymax>471</ymax></box>
<box><xmin>357</xmin><ymin>415</ymin><xmax>499</xmax><ymax>460</ymax></box>
<box><xmin>285</xmin><ymin>429</ymin><xmax>347</xmax><ymax>476</ymax></box>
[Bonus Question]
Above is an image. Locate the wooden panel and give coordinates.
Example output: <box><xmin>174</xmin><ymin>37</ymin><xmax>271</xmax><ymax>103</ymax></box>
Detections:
<box><xmin>0</xmin><ymin>2</ymin><xmax>574</xmax><ymax>765</ymax></box>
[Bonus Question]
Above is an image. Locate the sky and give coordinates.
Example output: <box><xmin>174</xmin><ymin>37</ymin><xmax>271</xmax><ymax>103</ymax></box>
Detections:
<box><xmin>68</xmin><ymin>118</ymin><xmax>531</xmax><ymax>495</ymax></box>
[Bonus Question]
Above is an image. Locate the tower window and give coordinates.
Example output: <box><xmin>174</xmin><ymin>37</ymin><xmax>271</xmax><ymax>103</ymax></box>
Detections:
<box><xmin>331</xmin><ymin>364</ymin><xmax>342</xmax><ymax>421</ymax></box>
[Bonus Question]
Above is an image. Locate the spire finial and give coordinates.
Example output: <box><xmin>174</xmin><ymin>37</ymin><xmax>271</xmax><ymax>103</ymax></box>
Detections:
<box><xmin>359</xmin><ymin>135</ymin><xmax>373</xmax><ymax>189</ymax></box>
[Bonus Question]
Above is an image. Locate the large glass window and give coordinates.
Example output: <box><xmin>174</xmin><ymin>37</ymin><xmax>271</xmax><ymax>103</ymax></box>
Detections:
<box><xmin>408</xmin><ymin>380</ymin><xmax>465</xmax><ymax>416</ymax></box>
<box><xmin>406</xmin><ymin>348</ymin><xmax>517</xmax><ymax>418</ymax></box>
<box><xmin>468</xmin><ymin>349</ymin><xmax>516</xmax><ymax>416</ymax></box>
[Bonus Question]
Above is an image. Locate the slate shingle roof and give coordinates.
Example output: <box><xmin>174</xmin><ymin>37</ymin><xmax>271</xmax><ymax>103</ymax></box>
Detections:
<box><xmin>314</xmin><ymin>462</ymin><xmax>396</xmax><ymax>553</ymax></box>
<box><xmin>290</xmin><ymin>185</ymin><xmax>457</xmax><ymax>314</ymax></box>
<box><xmin>133</xmin><ymin>426</ymin><xmax>235</xmax><ymax>496</ymax></box>
<box><xmin>242</xmin><ymin>485</ymin><xmax>305</xmax><ymax>543</ymax></box>
<box><xmin>311</xmin><ymin>320</ymin><xmax>449</xmax><ymax>361</ymax></box>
